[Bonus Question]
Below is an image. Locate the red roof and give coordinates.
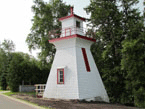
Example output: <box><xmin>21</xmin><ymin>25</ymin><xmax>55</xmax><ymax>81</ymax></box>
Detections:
<box><xmin>59</xmin><ymin>7</ymin><xmax>85</xmax><ymax>21</ymax></box>
<box><xmin>59</xmin><ymin>14</ymin><xmax>86</xmax><ymax>21</ymax></box>
<box><xmin>49</xmin><ymin>34</ymin><xmax>96</xmax><ymax>43</ymax></box>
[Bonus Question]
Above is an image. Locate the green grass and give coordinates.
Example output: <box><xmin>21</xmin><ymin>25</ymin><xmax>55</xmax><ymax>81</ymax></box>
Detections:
<box><xmin>0</xmin><ymin>89</ymin><xmax>9</xmax><ymax>92</ymax></box>
<box><xmin>3</xmin><ymin>91</ymin><xmax>17</xmax><ymax>96</ymax></box>
<box><xmin>3</xmin><ymin>91</ymin><xmax>36</xmax><ymax>96</ymax></box>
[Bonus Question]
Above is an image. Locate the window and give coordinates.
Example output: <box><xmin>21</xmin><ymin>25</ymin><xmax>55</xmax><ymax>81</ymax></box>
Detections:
<box><xmin>57</xmin><ymin>69</ymin><xmax>64</xmax><ymax>84</ymax></box>
<box><xmin>76</xmin><ymin>21</ymin><xmax>80</xmax><ymax>28</ymax></box>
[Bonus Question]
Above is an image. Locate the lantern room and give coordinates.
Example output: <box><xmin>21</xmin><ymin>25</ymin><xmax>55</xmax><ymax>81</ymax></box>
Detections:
<box><xmin>59</xmin><ymin>7</ymin><xmax>86</xmax><ymax>37</ymax></box>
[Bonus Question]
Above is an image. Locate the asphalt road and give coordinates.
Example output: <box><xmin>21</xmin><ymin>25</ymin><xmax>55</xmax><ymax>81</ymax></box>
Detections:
<box><xmin>0</xmin><ymin>94</ymin><xmax>38</xmax><ymax>109</ymax></box>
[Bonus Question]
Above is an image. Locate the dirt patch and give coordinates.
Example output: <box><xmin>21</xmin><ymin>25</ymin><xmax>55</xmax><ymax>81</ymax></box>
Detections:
<box><xmin>10</xmin><ymin>94</ymin><xmax>140</xmax><ymax>109</ymax></box>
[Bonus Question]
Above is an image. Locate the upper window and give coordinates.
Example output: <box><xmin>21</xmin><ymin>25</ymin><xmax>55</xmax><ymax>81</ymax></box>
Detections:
<box><xmin>57</xmin><ymin>69</ymin><xmax>64</xmax><ymax>84</ymax></box>
<box><xmin>76</xmin><ymin>21</ymin><xmax>80</xmax><ymax>28</ymax></box>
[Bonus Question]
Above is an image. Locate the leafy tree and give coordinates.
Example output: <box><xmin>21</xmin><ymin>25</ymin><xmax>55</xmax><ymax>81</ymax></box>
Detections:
<box><xmin>0</xmin><ymin>40</ymin><xmax>15</xmax><ymax>90</ymax></box>
<box><xmin>1</xmin><ymin>39</ymin><xmax>15</xmax><ymax>53</ymax></box>
<box><xmin>86</xmin><ymin>0</ymin><xmax>145</xmax><ymax>107</ymax></box>
<box><xmin>0</xmin><ymin>48</ymin><xmax>6</xmax><ymax>77</ymax></box>
<box><xmin>23</xmin><ymin>57</ymin><xmax>49</xmax><ymax>85</ymax></box>
<box><xmin>0</xmin><ymin>39</ymin><xmax>49</xmax><ymax>91</ymax></box>
<box><xmin>120</xmin><ymin>0</ymin><xmax>145</xmax><ymax>107</ymax></box>
<box><xmin>86</xmin><ymin>0</ymin><xmax>126</xmax><ymax>103</ymax></box>
<box><xmin>7</xmin><ymin>52</ymin><xmax>25</xmax><ymax>92</ymax></box>
<box><xmin>0</xmin><ymin>73</ymin><xmax>7</xmax><ymax>90</ymax></box>
<box><xmin>7</xmin><ymin>52</ymin><xmax>49</xmax><ymax>92</ymax></box>
<box><xmin>26</xmin><ymin>0</ymin><xmax>70</xmax><ymax>63</ymax></box>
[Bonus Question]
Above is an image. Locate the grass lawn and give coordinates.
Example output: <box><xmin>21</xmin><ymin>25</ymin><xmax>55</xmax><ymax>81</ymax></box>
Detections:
<box><xmin>3</xmin><ymin>91</ymin><xmax>18</xmax><ymax>96</ymax></box>
<box><xmin>0</xmin><ymin>89</ymin><xmax>9</xmax><ymax>92</ymax></box>
<box><xmin>3</xmin><ymin>91</ymin><xmax>36</xmax><ymax>96</ymax></box>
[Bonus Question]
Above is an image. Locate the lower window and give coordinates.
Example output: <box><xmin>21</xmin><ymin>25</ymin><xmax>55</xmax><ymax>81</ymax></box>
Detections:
<box><xmin>57</xmin><ymin>69</ymin><xmax>64</xmax><ymax>84</ymax></box>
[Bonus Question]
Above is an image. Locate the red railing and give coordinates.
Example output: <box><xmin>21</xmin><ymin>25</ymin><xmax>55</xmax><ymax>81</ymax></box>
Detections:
<box><xmin>48</xmin><ymin>26</ymin><xmax>84</xmax><ymax>38</ymax></box>
<box><xmin>48</xmin><ymin>26</ymin><xmax>95</xmax><ymax>39</ymax></box>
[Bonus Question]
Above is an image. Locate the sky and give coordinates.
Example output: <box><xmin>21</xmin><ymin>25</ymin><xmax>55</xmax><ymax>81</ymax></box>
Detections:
<box><xmin>0</xmin><ymin>0</ymin><xmax>144</xmax><ymax>58</ymax></box>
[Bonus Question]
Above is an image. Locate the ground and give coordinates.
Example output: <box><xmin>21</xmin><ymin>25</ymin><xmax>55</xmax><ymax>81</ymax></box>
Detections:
<box><xmin>9</xmin><ymin>93</ymin><xmax>142</xmax><ymax>109</ymax></box>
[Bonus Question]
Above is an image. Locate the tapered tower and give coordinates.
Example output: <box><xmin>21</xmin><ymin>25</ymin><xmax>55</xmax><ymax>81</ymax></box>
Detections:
<box><xmin>43</xmin><ymin>7</ymin><xmax>109</xmax><ymax>102</ymax></box>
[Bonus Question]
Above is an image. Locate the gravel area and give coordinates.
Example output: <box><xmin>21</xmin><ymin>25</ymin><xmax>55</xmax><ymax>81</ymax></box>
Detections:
<box><xmin>11</xmin><ymin>94</ymin><xmax>142</xmax><ymax>109</ymax></box>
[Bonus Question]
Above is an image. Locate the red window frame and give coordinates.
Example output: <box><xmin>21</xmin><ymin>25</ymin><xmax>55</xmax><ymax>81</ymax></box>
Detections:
<box><xmin>57</xmin><ymin>69</ymin><xmax>64</xmax><ymax>84</ymax></box>
<box><xmin>81</xmin><ymin>48</ymin><xmax>91</xmax><ymax>72</ymax></box>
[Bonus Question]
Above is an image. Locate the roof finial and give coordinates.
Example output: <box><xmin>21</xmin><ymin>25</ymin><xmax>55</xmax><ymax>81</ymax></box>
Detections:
<box><xmin>70</xmin><ymin>6</ymin><xmax>74</xmax><ymax>15</ymax></box>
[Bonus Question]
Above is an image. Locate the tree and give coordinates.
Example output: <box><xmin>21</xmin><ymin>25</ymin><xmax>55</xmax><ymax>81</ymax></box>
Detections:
<box><xmin>86</xmin><ymin>0</ymin><xmax>126</xmax><ymax>103</ymax></box>
<box><xmin>0</xmin><ymin>39</ymin><xmax>49</xmax><ymax>91</ymax></box>
<box><xmin>0</xmin><ymin>49</ymin><xmax>7</xmax><ymax>90</ymax></box>
<box><xmin>120</xmin><ymin>0</ymin><xmax>145</xmax><ymax>107</ymax></box>
<box><xmin>6</xmin><ymin>52</ymin><xmax>49</xmax><ymax>92</ymax></box>
<box><xmin>0</xmin><ymin>39</ymin><xmax>15</xmax><ymax>90</ymax></box>
<box><xmin>7</xmin><ymin>52</ymin><xmax>25</xmax><ymax>92</ymax></box>
<box><xmin>0</xmin><ymin>73</ymin><xmax>7</xmax><ymax>90</ymax></box>
<box><xmin>86</xmin><ymin>0</ymin><xmax>145</xmax><ymax>107</ymax></box>
<box><xmin>1</xmin><ymin>39</ymin><xmax>15</xmax><ymax>52</ymax></box>
<box><xmin>26</xmin><ymin>0</ymin><xmax>70</xmax><ymax>63</ymax></box>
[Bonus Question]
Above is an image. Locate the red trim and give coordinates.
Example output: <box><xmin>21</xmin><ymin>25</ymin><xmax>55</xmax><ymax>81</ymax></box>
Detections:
<box><xmin>57</xmin><ymin>69</ymin><xmax>59</xmax><ymax>84</ymax></box>
<box><xmin>57</xmin><ymin>69</ymin><xmax>64</xmax><ymax>84</ymax></box>
<box><xmin>63</xmin><ymin>69</ymin><xmax>64</xmax><ymax>84</ymax></box>
<box><xmin>49</xmin><ymin>34</ymin><xmax>96</xmax><ymax>43</ymax></box>
<box><xmin>37</xmin><ymin>95</ymin><xmax>42</xmax><ymax>98</ymax></box>
<box><xmin>59</xmin><ymin>14</ymin><xmax>86</xmax><ymax>21</ymax></box>
<box><xmin>82</xmin><ymin>48</ymin><xmax>91</xmax><ymax>72</ymax></box>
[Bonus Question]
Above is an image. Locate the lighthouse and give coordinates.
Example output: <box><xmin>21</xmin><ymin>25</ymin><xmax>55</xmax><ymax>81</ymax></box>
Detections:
<box><xmin>43</xmin><ymin>7</ymin><xmax>109</xmax><ymax>102</ymax></box>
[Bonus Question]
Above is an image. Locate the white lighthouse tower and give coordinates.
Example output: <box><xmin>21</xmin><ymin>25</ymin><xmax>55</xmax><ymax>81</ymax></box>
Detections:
<box><xmin>43</xmin><ymin>7</ymin><xmax>109</xmax><ymax>102</ymax></box>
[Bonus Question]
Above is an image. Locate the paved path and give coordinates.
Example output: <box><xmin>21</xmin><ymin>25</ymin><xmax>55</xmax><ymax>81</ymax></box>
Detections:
<box><xmin>0</xmin><ymin>93</ymin><xmax>41</xmax><ymax>109</ymax></box>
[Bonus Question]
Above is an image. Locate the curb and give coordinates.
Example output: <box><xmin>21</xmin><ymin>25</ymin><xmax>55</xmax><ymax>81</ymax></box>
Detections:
<box><xmin>0</xmin><ymin>92</ymin><xmax>46</xmax><ymax>109</ymax></box>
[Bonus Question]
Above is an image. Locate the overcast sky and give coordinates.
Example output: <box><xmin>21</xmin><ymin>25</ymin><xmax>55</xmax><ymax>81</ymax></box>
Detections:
<box><xmin>0</xmin><ymin>0</ymin><xmax>144</xmax><ymax>58</ymax></box>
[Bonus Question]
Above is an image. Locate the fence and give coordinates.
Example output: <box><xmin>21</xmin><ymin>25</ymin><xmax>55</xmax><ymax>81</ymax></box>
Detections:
<box><xmin>34</xmin><ymin>84</ymin><xmax>46</xmax><ymax>97</ymax></box>
<box><xmin>19</xmin><ymin>85</ymin><xmax>35</xmax><ymax>92</ymax></box>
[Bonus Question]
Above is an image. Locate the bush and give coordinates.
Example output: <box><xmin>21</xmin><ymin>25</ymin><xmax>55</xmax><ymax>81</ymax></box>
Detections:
<box><xmin>0</xmin><ymin>73</ymin><xmax>7</xmax><ymax>90</ymax></box>
<box><xmin>134</xmin><ymin>87</ymin><xmax>145</xmax><ymax>108</ymax></box>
